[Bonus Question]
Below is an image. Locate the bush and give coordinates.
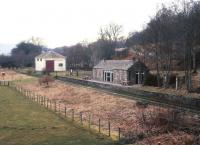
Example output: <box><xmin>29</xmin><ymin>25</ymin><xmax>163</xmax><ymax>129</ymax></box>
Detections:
<box><xmin>39</xmin><ymin>75</ymin><xmax>54</xmax><ymax>87</ymax></box>
<box><xmin>144</xmin><ymin>74</ymin><xmax>158</xmax><ymax>86</ymax></box>
<box><xmin>26</xmin><ymin>69</ymin><xmax>33</xmax><ymax>75</ymax></box>
<box><xmin>169</xmin><ymin>75</ymin><xmax>176</xmax><ymax>85</ymax></box>
<box><xmin>42</xmin><ymin>68</ymin><xmax>50</xmax><ymax>75</ymax></box>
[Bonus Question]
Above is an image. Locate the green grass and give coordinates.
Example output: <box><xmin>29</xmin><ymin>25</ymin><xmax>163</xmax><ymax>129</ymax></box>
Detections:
<box><xmin>0</xmin><ymin>86</ymin><xmax>114</xmax><ymax>145</ymax></box>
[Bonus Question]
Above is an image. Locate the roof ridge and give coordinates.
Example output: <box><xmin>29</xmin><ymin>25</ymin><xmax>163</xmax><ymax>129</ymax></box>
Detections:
<box><xmin>94</xmin><ymin>59</ymin><xmax>135</xmax><ymax>70</ymax></box>
<box><xmin>35</xmin><ymin>51</ymin><xmax>65</xmax><ymax>58</ymax></box>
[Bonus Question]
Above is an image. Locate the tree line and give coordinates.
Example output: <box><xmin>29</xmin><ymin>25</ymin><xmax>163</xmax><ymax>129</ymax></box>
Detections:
<box><xmin>0</xmin><ymin>41</ymin><xmax>43</xmax><ymax>68</ymax></box>
<box><xmin>126</xmin><ymin>0</ymin><xmax>200</xmax><ymax>91</ymax></box>
<box><xmin>54</xmin><ymin>23</ymin><xmax>125</xmax><ymax>69</ymax></box>
<box><xmin>0</xmin><ymin>1</ymin><xmax>200</xmax><ymax>91</ymax></box>
<box><xmin>0</xmin><ymin>23</ymin><xmax>124</xmax><ymax>69</ymax></box>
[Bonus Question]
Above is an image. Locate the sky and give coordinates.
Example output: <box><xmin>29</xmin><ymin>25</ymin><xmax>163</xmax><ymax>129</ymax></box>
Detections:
<box><xmin>0</xmin><ymin>0</ymin><xmax>174</xmax><ymax>54</ymax></box>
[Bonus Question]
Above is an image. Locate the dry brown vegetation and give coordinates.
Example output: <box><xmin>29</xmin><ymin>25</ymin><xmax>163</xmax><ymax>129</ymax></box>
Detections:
<box><xmin>38</xmin><ymin>75</ymin><xmax>54</xmax><ymax>87</ymax></box>
<box><xmin>136</xmin><ymin>85</ymin><xmax>200</xmax><ymax>99</ymax></box>
<box><xmin>0</xmin><ymin>69</ymin><xmax>32</xmax><ymax>81</ymax></box>
<box><xmin>2</xmin><ymin>69</ymin><xmax>199</xmax><ymax>145</ymax></box>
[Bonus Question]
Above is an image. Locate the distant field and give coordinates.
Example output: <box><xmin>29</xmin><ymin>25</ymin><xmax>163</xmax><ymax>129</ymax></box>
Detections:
<box><xmin>0</xmin><ymin>86</ymin><xmax>113</xmax><ymax>145</ymax></box>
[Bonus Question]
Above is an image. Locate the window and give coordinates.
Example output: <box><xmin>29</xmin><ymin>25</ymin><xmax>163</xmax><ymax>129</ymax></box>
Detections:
<box><xmin>40</xmin><ymin>58</ymin><xmax>42</xmax><ymax>61</ymax></box>
<box><xmin>59</xmin><ymin>63</ymin><xmax>63</xmax><ymax>67</ymax></box>
<box><xmin>37</xmin><ymin>58</ymin><xmax>39</xmax><ymax>61</ymax></box>
<box><xmin>103</xmin><ymin>71</ymin><xmax>113</xmax><ymax>82</ymax></box>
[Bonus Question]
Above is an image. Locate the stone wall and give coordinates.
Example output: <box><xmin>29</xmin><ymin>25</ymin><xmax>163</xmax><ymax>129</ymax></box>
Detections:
<box><xmin>113</xmin><ymin>69</ymin><xmax>127</xmax><ymax>84</ymax></box>
<box><xmin>93</xmin><ymin>68</ymin><xmax>128</xmax><ymax>84</ymax></box>
<box><xmin>57</xmin><ymin>76</ymin><xmax>200</xmax><ymax>111</ymax></box>
<box><xmin>92</xmin><ymin>61</ymin><xmax>149</xmax><ymax>85</ymax></box>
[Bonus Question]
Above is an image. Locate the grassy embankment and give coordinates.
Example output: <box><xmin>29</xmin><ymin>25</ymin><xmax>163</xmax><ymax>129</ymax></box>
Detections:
<box><xmin>0</xmin><ymin>86</ymin><xmax>114</xmax><ymax>145</ymax></box>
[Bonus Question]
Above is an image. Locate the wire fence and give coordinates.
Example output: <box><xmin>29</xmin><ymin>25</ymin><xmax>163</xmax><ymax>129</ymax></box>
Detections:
<box><xmin>0</xmin><ymin>80</ymin><xmax>199</xmax><ymax>145</ymax></box>
<box><xmin>0</xmin><ymin>81</ymin><xmax>123</xmax><ymax>143</ymax></box>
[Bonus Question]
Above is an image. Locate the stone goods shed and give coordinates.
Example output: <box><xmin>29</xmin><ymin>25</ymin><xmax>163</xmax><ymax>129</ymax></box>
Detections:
<box><xmin>93</xmin><ymin>60</ymin><xmax>148</xmax><ymax>85</ymax></box>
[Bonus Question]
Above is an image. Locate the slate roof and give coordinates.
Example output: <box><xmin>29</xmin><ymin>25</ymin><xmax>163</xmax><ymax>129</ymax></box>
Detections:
<box><xmin>35</xmin><ymin>51</ymin><xmax>65</xmax><ymax>59</ymax></box>
<box><xmin>93</xmin><ymin>60</ymin><xmax>135</xmax><ymax>70</ymax></box>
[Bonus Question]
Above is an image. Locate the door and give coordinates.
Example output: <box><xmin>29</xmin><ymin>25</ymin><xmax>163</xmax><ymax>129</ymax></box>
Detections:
<box><xmin>135</xmin><ymin>72</ymin><xmax>139</xmax><ymax>84</ymax></box>
<box><xmin>46</xmin><ymin>60</ymin><xmax>54</xmax><ymax>72</ymax></box>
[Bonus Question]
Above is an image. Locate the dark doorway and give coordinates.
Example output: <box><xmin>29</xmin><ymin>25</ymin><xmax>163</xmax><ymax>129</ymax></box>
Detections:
<box><xmin>135</xmin><ymin>72</ymin><xmax>139</xmax><ymax>84</ymax></box>
<box><xmin>46</xmin><ymin>60</ymin><xmax>54</xmax><ymax>72</ymax></box>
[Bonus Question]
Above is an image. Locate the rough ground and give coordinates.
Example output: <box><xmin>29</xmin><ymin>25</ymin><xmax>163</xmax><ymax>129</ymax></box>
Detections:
<box><xmin>1</xmin><ymin>69</ymin><xmax>199</xmax><ymax>145</ymax></box>
<box><xmin>0</xmin><ymin>69</ymin><xmax>32</xmax><ymax>81</ymax></box>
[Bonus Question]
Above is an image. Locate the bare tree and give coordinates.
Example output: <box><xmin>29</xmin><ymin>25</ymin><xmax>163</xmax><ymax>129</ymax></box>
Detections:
<box><xmin>99</xmin><ymin>23</ymin><xmax>123</xmax><ymax>42</ymax></box>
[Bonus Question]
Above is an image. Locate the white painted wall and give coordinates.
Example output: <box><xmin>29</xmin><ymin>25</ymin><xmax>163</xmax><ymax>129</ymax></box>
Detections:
<box><xmin>35</xmin><ymin>58</ymin><xmax>45</xmax><ymax>71</ymax></box>
<box><xmin>54</xmin><ymin>58</ymin><xmax>66</xmax><ymax>71</ymax></box>
<box><xmin>35</xmin><ymin>57</ymin><xmax>66</xmax><ymax>71</ymax></box>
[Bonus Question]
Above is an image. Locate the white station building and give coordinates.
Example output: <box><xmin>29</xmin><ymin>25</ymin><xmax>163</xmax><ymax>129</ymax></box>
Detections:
<box><xmin>35</xmin><ymin>51</ymin><xmax>66</xmax><ymax>72</ymax></box>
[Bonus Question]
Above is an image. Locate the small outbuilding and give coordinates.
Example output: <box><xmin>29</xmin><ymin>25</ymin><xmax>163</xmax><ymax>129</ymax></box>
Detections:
<box><xmin>35</xmin><ymin>51</ymin><xmax>66</xmax><ymax>72</ymax></box>
<box><xmin>93</xmin><ymin>60</ymin><xmax>148</xmax><ymax>85</ymax></box>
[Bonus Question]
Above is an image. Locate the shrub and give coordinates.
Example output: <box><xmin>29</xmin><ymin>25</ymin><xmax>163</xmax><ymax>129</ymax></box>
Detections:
<box><xmin>144</xmin><ymin>74</ymin><xmax>158</xmax><ymax>86</ymax></box>
<box><xmin>39</xmin><ymin>75</ymin><xmax>54</xmax><ymax>87</ymax></box>
<box><xmin>41</xmin><ymin>68</ymin><xmax>50</xmax><ymax>75</ymax></box>
<box><xmin>136</xmin><ymin>101</ymin><xmax>148</xmax><ymax>108</ymax></box>
<box><xmin>26</xmin><ymin>69</ymin><xmax>33</xmax><ymax>75</ymax></box>
<box><xmin>169</xmin><ymin>75</ymin><xmax>176</xmax><ymax>85</ymax></box>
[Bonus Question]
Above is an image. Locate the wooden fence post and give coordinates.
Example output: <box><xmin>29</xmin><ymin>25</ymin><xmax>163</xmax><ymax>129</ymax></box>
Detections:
<box><xmin>98</xmin><ymin>118</ymin><xmax>101</xmax><ymax>133</ymax></box>
<box><xmin>29</xmin><ymin>91</ymin><xmax>31</xmax><ymax>100</ymax></box>
<box><xmin>118</xmin><ymin>127</ymin><xmax>121</xmax><ymax>141</ymax></box>
<box><xmin>88</xmin><ymin>114</ymin><xmax>91</xmax><ymax>129</ymax></box>
<box><xmin>50</xmin><ymin>100</ymin><xmax>52</xmax><ymax>109</ymax></box>
<box><xmin>47</xmin><ymin>99</ymin><xmax>49</xmax><ymax>108</ymax></box>
<box><xmin>80</xmin><ymin>112</ymin><xmax>83</xmax><ymax>124</ymax></box>
<box><xmin>34</xmin><ymin>93</ymin><xmax>36</xmax><ymax>102</ymax></box>
<box><xmin>108</xmin><ymin>121</ymin><xmax>111</xmax><ymax>137</ymax></box>
<box><xmin>59</xmin><ymin>103</ymin><xmax>60</xmax><ymax>114</ymax></box>
<box><xmin>42</xmin><ymin>96</ymin><xmax>44</xmax><ymax>105</ymax></box>
<box><xmin>32</xmin><ymin>92</ymin><xmax>35</xmax><ymax>101</ymax></box>
<box><xmin>26</xmin><ymin>90</ymin><xmax>28</xmax><ymax>99</ymax></box>
<box><xmin>43</xmin><ymin>97</ymin><xmax>45</xmax><ymax>105</ymax></box>
<box><xmin>38</xmin><ymin>96</ymin><xmax>40</xmax><ymax>104</ymax></box>
<box><xmin>27</xmin><ymin>91</ymin><xmax>29</xmax><ymax>99</ymax></box>
<box><xmin>40</xmin><ymin>96</ymin><xmax>42</xmax><ymax>105</ymax></box>
<box><xmin>38</xmin><ymin>95</ymin><xmax>40</xmax><ymax>103</ymax></box>
<box><xmin>44</xmin><ymin>97</ymin><xmax>46</xmax><ymax>107</ymax></box>
<box><xmin>39</xmin><ymin>96</ymin><xmax>41</xmax><ymax>104</ymax></box>
<box><xmin>54</xmin><ymin>101</ymin><xmax>56</xmax><ymax>112</ymax></box>
<box><xmin>72</xmin><ymin>109</ymin><xmax>74</xmax><ymax>121</ymax></box>
<box><xmin>65</xmin><ymin>106</ymin><xmax>66</xmax><ymax>117</ymax></box>
<box><xmin>42</xmin><ymin>97</ymin><xmax>44</xmax><ymax>106</ymax></box>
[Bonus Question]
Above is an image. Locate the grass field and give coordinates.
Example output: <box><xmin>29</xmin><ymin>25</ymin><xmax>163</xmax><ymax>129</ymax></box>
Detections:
<box><xmin>0</xmin><ymin>86</ymin><xmax>114</xmax><ymax>145</ymax></box>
